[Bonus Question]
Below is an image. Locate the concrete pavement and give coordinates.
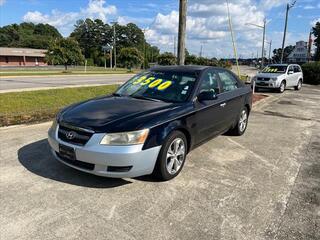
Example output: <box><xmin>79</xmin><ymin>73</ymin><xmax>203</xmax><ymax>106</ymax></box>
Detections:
<box><xmin>0</xmin><ymin>85</ymin><xmax>319</xmax><ymax>240</ymax></box>
<box><xmin>0</xmin><ymin>74</ymin><xmax>134</xmax><ymax>93</ymax></box>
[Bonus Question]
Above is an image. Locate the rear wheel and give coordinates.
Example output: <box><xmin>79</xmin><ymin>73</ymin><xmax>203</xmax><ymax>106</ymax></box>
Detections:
<box><xmin>229</xmin><ymin>107</ymin><xmax>249</xmax><ymax>136</ymax></box>
<box><xmin>153</xmin><ymin>131</ymin><xmax>187</xmax><ymax>181</ymax></box>
<box><xmin>294</xmin><ymin>79</ymin><xmax>302</xmax><ymax>90</ymax></box>
<box><xmin>278</xmin><ymin>81</ymin><xmax>286</xmax><ymax>93</ymax></box>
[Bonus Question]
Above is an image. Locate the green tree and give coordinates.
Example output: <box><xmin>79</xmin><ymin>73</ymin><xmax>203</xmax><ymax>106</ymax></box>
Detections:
<box><xmin>157</xmin><ymin>52</ymin><xmax>176</xmax><ymax>65</ymax></box>
<box><xmin>272</xmin><ymin>45</ymin><xmax>294</xmax><ymax>63</ymax></box>
<box><xmin>45</xmin><ymin>38</ymin><xmax>84</xmax><ymax>70</ymax></box>
<box><xmin>118</xmin><ymin>47</ymin><xmax>142</xmax><ymax>70</ymax></box>
<box><xmin>0</xmin><ymin>22</ymin><xmax>62</xmax><ymax>49</ymax></box>
<box><xmin>312</xmin><ymin>21</ymin><xmax>320</xmax><ymax>61</ymax></box>
<box><xmin>70</xmin><ymin>18</ymin><xmax>111</xmax><ymax>61</ymax></box>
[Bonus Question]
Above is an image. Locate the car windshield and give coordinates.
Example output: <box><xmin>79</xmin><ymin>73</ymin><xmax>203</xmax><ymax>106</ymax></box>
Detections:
<box><xmin>262</xmin><ymin>65</ymin><xmax>287</xmax><ymax>73</ymax></box>
<box><xmin>115</xmin><ymin>71</ymin><xmax>197</xmax><ymax>103</ymax></box>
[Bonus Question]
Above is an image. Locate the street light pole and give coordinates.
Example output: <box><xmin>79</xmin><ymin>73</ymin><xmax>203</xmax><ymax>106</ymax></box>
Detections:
<box><xmin>280</xmin><ymin>1</ymin><xmax>296</xmax><ymax>63</ymax></box>
<box><xmin>177</xmin><ymin>0</ymin><xmax>187</xmax><ymax>65</ymax></box>
<box><xmin>246</xmin><ymin>18</ymin><xmax>267</xmax><ymax>69</ymax></box>
<box><xmin>111</xmin><ymin>21</ymin><xmax>117</xmax><ymax>70</ymax></box>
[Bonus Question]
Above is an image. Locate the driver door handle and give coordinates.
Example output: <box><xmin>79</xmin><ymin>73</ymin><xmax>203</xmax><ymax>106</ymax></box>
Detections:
<box><xmin>220</xmin><ymin>103</ymin><xmax>226</xmax><ymax>107</ymax></box>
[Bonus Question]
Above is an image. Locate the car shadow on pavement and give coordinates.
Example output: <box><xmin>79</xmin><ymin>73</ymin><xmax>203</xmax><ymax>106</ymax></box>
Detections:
<box><xmin>18</xmin><ymin>139</ymin><xmax>131</xmax><ymax>188</ymax></box>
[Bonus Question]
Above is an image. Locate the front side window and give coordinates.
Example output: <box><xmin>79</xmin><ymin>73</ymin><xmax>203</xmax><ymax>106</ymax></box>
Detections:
<box><xmin>217</xmin><ymin>70</ymin><xmax>238</xmax><ymax>92</ymax></box>
<box><xmin>198</xmin><ymin>70</ymin><xmax>220</xmax><ymax>94</ymax></box>
<box><xmin>116</xmin><ymin>71</ymin><xmax>197</xmax><ymax>103</ymax></box>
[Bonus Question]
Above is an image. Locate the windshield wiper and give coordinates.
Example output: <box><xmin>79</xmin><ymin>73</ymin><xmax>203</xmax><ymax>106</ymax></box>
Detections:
<box><xmin>112</xmin><ymin>93</ymin><xmax>122</xmax><ymax>97</ymax></box>
<box><xmin>130</xmin><ymin>95</ymin><xmax>162</xmax><ymax>102</ymax></box>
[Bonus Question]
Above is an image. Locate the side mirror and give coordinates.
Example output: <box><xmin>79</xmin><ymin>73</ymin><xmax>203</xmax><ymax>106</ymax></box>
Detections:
<box><xmin>197</xmin><ymin>90</ymin><xmax>217</xmax><ymax>101</ymax></box>
<box><xmin>288</xmin><ymin>70</ymin><xmax>294</xmax><ymax>75</ymax></box>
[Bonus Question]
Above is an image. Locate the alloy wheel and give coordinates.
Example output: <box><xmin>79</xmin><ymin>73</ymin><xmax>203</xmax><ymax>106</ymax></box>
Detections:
<box><xmin>239</xmin><ymin>110</ymin><xmax>248</xmax><ymax>132</ymax></box>
<box><xmin>166</xmin><ymin>138</ymin><xmax>185</xmax><ymax>175</ymax></box>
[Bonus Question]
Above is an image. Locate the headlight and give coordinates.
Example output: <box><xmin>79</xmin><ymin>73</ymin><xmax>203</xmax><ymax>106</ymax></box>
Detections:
<box><xmin>51</xmin><ymin>118</ymin><xmax>58</xmax><ymax>130</ymax></box>
<box><xmin>272</xmin><ymin>78</ymin><xmax>278</xmax><ymax>81</ymax></box>
<box><xmin>100</xmin><ymin>129</ymin><xmax>149</xmax><ymax>145</ymax></box>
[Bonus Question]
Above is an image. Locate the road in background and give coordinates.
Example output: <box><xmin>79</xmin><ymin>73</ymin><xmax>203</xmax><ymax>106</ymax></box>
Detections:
<box><xmin>1</xmin><ymin>85</ymin><xmax>319</xmax><ymax>240</ymax></box>
<box><xmin>0</xmin><ymin>66</ymin><xmax>258</xmax><ymax>93</ymax></box>
<box><xmin>0</xmin><ymin>74</ymin><xmax>134</xmax><ymax>93</ymax></box>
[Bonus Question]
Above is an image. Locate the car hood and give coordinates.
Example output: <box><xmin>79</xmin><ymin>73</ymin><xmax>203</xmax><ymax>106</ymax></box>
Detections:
<box><xmin>256</xmin><ymin>72</ymin><xmax>284</xmax><ymax>78</ymax></box>
<box><xmin>59</xmin><ymin>95</ymin><xmax>182</xmax><ymax>133</ymax></box>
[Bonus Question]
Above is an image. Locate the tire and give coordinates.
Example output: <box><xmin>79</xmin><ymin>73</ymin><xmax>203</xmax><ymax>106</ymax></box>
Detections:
<box><xmin>229</xmin><ymin>107</ymin><xmax>249</xmax><ymax>136</ymax></box>
<box><xmin>278</xmin><ymin>81</ymin><xmax>286</xmax><ymax>93</ymax></box>
<box><xmin>153</xmin><ymin>131</ymin><xmax>187</xmax><ymax>181</ymax></box>
<box><xmin>294</xmin><ymin>79</ymin><xmax>302</xmax><ymax>91</ymax></box>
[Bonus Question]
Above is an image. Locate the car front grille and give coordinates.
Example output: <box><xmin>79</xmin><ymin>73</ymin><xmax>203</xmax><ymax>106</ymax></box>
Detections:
<box><xmin>56</xmin><ymin>152</ymin><xmax>95</xmax><ymax>170</ymax></box>
<box><xmin>58</xmin><ymin>123</ymin><xmax>93</xmax><ymax>146</ymax></box>
<box><xmin>257</xmin><ymin>77</ymin><xmax>270</xmax><ymax>81</ymax></box>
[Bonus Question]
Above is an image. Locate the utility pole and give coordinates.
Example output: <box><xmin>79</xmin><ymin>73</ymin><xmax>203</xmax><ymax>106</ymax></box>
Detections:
<box><xmin>143</xmin><ymin>29</ymin><xmax>146</xmax><ymax>69</ymax></box>
<box><xmin>177</xmin><ymin>0</ymin><xmax>187</xmax><ymax>65</ymax></box>
<box><xmin>199</xmin><ymin>41</ymin><xmax>207</xmax><ymax>57</ymax></box>
<box><xmin>261</xmin><ymin>18</ymin><xmax>266</xmax><ymax>68</ymax></box>
<box><xmin>173</xmin><ymin>35</ymin><xmax>176</xmax><ymax>57</ymax></box>
<box><xmin>111</xmin><ymin>21</ymin><xmax>117</xmax><ymax>70</ymax></box>
<box><xmin>280</xmin><ymin>1</ymin><xmax>296</xmax><ymax>63</ymax></box>
<box><xmin>226</xmin><ymin>0</ymin><xmax>240</xmax><ymax>77</ymax></box>
<box><xmin>267</xmin><ymin>40</ymin><xmax>272</xmax><ymax>64</ymax></box>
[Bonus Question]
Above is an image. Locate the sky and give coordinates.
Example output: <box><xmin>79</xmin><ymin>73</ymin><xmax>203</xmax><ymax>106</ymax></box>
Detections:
<box><xmin>0</xmin><ymin>0</ymin><xmax>319</xmax><ymax>58</ymax></box>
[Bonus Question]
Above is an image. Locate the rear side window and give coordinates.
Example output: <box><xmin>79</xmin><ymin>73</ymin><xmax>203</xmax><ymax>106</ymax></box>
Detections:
<box><xmin>294</xmin><ymin>66</ymin><xmax>301</xmax><ymax>73</ymax></box>
<box><xmin>217</xmin><ymin>70</ymin><xmax>238</xmax><ymax>92</ymax></box>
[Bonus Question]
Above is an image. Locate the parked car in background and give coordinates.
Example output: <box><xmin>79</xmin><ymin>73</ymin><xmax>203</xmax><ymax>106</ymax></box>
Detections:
<box><xmin>253</xmin><ymin>64</ymin><xmax>303</xmax><ymax>93</ymax></box>
<box><xmin>48</xmin><ymin>66</ymin><xmax>252</xmax><ymax>180</ymax></box>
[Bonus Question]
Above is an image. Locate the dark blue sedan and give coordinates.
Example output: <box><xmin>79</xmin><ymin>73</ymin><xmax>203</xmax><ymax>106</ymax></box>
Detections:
<box><xmin>48</xmin><ymin>65</ymin><xmax>252</xmax><ymax>180</ymax></box>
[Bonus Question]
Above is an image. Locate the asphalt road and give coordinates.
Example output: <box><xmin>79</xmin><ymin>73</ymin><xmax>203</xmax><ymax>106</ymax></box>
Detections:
<box><xmin>0</xmin><ymin>74</ymin><xmax>134</xmax><ymax>93</ymax></box>
<box><xmin>0</xmin><ymin>85</ymin><xmax>319</xmax><ymax>240</ymax></box>
<box><xmin>0</xmin><ymin>66</ymin><xmax>258</xmax><ymax>93</ymax></box>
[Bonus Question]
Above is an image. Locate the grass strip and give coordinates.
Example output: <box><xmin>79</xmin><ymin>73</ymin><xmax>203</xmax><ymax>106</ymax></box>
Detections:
<box><xmin>0</xmin><ymin>85</ymin><xmax>119</xmax><ymax>126</ymax></box>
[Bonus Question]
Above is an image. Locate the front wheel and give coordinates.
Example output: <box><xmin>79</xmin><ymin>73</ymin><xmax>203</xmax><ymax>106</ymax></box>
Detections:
<box><xmin>278</xmin><ymin>81</ymin><xmax>286</xmax><ymax>93</ymax></box>
<box><xmin>294</xmin><ymin>80</ymin><xmax>302</xmax><ymax>90</ymax></box>
<box><xmin>153</xmin><ymin>131</ymin><xmax>187</xmax><ymax>181</ymax></box>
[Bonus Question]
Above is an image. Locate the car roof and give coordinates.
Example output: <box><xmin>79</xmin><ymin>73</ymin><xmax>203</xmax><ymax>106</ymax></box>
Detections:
<box><xmin>150</xmin><ymin>65</ymin><xmax>221</xmax><ymax>73</ymax></box>
<box><xmin>269</xmin><ymin>64</ymin><xmax>288</xmax><ymax>67</ymax></box>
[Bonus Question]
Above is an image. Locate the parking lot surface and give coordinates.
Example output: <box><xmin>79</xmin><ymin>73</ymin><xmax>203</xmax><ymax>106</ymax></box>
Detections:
<box><xmin>0</xmin><ymin>85</ymin><xmax>319</xmax><ymax>240</ymax></box>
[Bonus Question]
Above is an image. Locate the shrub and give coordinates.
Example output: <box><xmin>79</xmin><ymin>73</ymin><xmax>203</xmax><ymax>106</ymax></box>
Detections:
<box><xmin>302</xmin><ymin>62</ymin><xmax>320</xmax><ymax>85</ymax></box>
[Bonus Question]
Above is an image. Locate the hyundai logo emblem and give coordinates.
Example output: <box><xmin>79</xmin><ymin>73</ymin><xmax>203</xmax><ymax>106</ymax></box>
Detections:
<box><xmin>65</xmin><ymin>131</ymin><xmax>76</xmax><ymax>140</ymax></box>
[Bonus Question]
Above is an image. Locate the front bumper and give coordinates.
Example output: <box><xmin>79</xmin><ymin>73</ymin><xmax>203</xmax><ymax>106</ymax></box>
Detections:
<box><xmin>48</xmin><ymin>125</ymin><xmax>161</xmax><ymax>178</ymax></box>
<box><xmin>255</xmin><ymin>80</ymin><xmax>279</xmax><ymax>88</ymax></box>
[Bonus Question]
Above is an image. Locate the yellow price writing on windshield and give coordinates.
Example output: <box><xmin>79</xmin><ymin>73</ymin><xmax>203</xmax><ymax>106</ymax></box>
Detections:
<box><xmin>131</xmin><ymin>76</ymin><xmax>172</xmax><ymax>91</ymax></box>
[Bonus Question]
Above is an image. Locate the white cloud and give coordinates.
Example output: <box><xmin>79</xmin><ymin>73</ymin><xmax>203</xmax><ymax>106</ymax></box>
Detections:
<box><xmin>311</xmin><ymin>18</ymin><xmax>320</xmax><ymax>26</ymax></box>
<box><xmin>23</xmin><ymin>0</ymin><xmax>116</xmax><ymax>35</ymax></box>
<box><xmin>0</xmin><ymin>0</ymin><xmax>6</xmax><ymax>6</ymax></box>
<box><xmin>259</xmin><ymin>0</ymin><xmax>288</xmax><ymax>10</ymax></box>
<box><xmin>145</xmin><ymin>0</ymin><xmax>265</xmax><ymax>58</ymax></box>
<box><xmin>304</xmin><ymin>5</ymin><xmax>315</xmax><ymax>9</ymax></box>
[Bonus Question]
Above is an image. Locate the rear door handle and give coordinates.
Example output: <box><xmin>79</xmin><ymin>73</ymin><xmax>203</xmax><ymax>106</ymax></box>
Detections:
<box><xmin>220</xmin><ymin>103</ymin><xmax>226</xmax><ymax>107</ymax></box>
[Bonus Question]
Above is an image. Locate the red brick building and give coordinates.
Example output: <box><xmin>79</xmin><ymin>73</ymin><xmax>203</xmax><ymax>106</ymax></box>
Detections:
<box><xmin>0</xmin><ymin>47</ymin><xmax>47</xmax><ymax>67</ymax></box>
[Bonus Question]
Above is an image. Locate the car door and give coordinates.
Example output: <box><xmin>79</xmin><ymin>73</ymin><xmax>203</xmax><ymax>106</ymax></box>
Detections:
<box><xmin>194</xmin><ymin>69</ymin><xmax>228</xmax><ymax>144</ymax></box>
<box><xmin>216</xmin><ymin>69</ymin><xmax>244</xmax><ymax>128</ymax></box>
<box><xmin>286</xmin><ymin>65</ymin><xmax>295</xmax><ymax>87</ymax></box>
<box><xmin>293</xmin><ymin>65</ymin><xmax>301</xmax><ymax>85</ymax></box>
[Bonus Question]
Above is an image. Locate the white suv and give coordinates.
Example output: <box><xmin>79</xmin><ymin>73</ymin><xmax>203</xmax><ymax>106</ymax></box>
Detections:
<box><xmin>254</xmin><ymin>64</ymin><xmax>303</xmax><ymax>93</ymax></box>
